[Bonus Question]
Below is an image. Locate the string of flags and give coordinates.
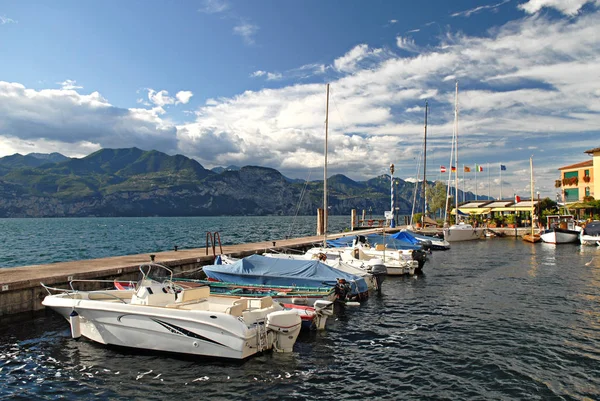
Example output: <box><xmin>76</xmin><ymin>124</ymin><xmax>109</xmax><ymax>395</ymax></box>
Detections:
<box><xmin>439</xmin><ymin>164</ymin><xmax>508</xmax><ymax>173</ymax></box>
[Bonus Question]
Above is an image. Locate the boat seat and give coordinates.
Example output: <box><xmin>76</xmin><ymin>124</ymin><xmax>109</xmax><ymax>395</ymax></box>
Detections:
<box><xmin>225</xmin><ymin>303</ymin><xmax>244</xmax><ymax>317</ymax></box>
<box><xmin>375</xmin><ymin>244</ymin><xmax>385</xmax><ymax>251</ymax></box>
<box><xmin>176</xmin><ymin>286</ymin><xmax>210</xmax><ymax>303</ymax></box>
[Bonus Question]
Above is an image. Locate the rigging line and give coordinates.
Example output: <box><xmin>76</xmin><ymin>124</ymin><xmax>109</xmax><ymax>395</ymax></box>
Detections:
<box><xmin>410</xmin><ymin>151</ymin><xmax>423</xmax><ymax>226</ymax></box>
<box><xmin>286</xmin><ymin>169</ymin><xmax>314</xmax><ymax>239</ymax></box>
<box><xmin>330</xmin><ymin>88</ymin><xmax>351</xmax><ymax>135</ymax></box>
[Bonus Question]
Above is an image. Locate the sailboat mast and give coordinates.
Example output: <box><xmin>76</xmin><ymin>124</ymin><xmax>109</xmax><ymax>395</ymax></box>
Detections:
<box><xmin>323</xmin><ymin>83</ymin><xmax>330</xmax><ymax>247</ymax></box>
<box><xmin>454</xmin><ymin>81</ymin><xmax>459</xmax><ymax>218</ymax></box>
<box><xmin>530</xmin><ymin>156</ymin><xmax>534</xmax><ymax>237</ymax></box>
<box><xmin>422</xmin><ymin>100</ymin><xmax>428</xmax><ymax>224</ymax></box>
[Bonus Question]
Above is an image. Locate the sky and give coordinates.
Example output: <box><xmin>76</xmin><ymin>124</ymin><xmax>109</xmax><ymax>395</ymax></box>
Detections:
<box><xmin>1</xmin><ymin>0</ymin><xmax>599</xmax><ymax>200</ymax></box>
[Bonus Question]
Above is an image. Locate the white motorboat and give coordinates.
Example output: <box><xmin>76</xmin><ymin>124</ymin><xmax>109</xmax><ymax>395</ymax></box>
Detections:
<box><xmin>580</xmin><ymin>221</ymin><xmax>600</xmax><ymax>246</ymax></box>
<box><xmin>443</xmin><ymin>222</ymin><xmax>485</xmax><ymax>242</ymax></box>
<box><xmin>41</xmin><ymin>263</ymin><xmax>302</xmax><ymax>360</ymax></box>
<box><xmin>405</xmin><ymin>229</ymin><xmax>451</xmax><ymax>250</ymax></box>
<box><xmin>540</xmin><ymin>215</ymin><xmax>581</xmax><ymax>244</ymax></box>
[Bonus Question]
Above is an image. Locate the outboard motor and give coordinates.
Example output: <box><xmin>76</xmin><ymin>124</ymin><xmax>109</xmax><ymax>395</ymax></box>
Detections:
<box><xmin>411</xmin><ymin>249</ymin><xmax>428</xmax><ymax>273</ymax></box>
<box><xmin>334</xmin><ymin>279</ymin><xmax>352</xmax><ymax>302</ymax></box>
<box><xmin>421</xmin><ymin>240</ymin><xmax>433</xmax><ymax>253</ymax></box>
<box><xmin>367</xmin><ymin>261</ymin><xmax>387</xmax><ymax>292</ymax></box>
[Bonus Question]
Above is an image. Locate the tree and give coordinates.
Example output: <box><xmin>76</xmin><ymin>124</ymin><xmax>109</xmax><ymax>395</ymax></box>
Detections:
<box><xmin>429</xmin><ymin>181</ymin><xmax>448</xmax><ymax>217</ymax></box>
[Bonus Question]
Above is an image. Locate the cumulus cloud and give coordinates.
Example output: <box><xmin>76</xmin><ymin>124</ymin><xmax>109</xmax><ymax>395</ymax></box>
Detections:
<box><xmin>233</xmin><ymin>22</ymin><xmax>259</xmax><ymax>45</ymax></box>
<box><xmin>333</xmin><ymin>44</ymin><xmax>390</xmax><ymax>73</ymax></box>
<box><xmin>1</xmin><ymin>9</ymin><xmax>600</xmax><ymax>198</ymax></box>
<box><xmin>0</xmin><ymin>81</ymin><xmax>177</xmax><ymax>152</ymax></box>
<box><xmin>518</xmin><ymin>0</ymin><xmax>600</xmax><ymax>15</ymax></box>
<box><xmin>58</xmin><ymin>80</ymin><xmax>82</xmax><ymax>90</ymax></box>
<box><xmin>175</xmin><ymin>90</ymin><xmax>193</xmax><ymax>104</ymax></box>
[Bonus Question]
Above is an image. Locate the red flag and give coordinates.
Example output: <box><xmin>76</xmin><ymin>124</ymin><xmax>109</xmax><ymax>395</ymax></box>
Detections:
<box><xmin>440</xmin><ymin>166</ymin><xmax>447</xmax><ymax>173</ymax></box>
<box><xmin>515</xmin><ymin>195</ymin><xmax>521</xmax><ymax>203</ymax></box>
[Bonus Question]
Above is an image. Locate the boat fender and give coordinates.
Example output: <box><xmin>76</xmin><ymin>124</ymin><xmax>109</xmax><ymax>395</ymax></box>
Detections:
<box><xmin>317</xmin><ymin>253</ymin><xmax>327</xmax><ymax>262</ymax></box>
<box><xmin>69</xmin><ymin>310</ymin><xmax>81</xmax><ymax>339</ymax></box>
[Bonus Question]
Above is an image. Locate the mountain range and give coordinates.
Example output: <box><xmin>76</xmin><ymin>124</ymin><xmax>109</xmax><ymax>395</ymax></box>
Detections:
<box><xmin>0</xmin><ymin>148</ymin><xmax>479</xmax><ymax>218</ymax></box>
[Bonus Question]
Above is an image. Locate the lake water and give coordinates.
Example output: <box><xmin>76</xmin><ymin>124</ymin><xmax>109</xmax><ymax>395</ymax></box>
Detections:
<box><xmin>0</xmin><ymin>216</ymin><xmax>353</xmax><ymax>268</ymax></box>
<box><xmin>0</xmin><ymin>217</ymin><xmax>599</xmax><ymax>400</ymax></box>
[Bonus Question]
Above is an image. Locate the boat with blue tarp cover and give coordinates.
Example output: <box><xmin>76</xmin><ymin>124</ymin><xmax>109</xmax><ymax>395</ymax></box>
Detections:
<box><xmin>202</xmin><ymin>254</ymin><xmax>370</xmax><ymax>300</ymax></box>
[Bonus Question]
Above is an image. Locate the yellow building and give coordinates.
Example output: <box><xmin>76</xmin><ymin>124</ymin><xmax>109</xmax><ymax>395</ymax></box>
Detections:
<box><xmin>557</xmin><ymin>147</ymin><xmax>598</xmax><ymax>202</ymax></box>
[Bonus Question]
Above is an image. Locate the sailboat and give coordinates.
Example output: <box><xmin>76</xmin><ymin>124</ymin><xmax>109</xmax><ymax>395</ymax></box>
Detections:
<box><xmin>522</xmin><ymin>156</ymin><xmax>541</xmax><ymax>243</ymax></box>
<box><xmin>443</xmin><ymin>81</ymin><xmax>484</xmax><ymax>242</ymax></box>
<box><xmin>406</xmin><ymin>100</ymin><xmax>451</xmax><ymax>250</ymax></box>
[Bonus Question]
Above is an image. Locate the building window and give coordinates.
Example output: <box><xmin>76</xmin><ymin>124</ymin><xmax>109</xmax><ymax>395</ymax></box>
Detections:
<box><xmin>564</xmin><ymin>171</ymin><xmax>578</xmax><ymax>179</ymax></box>
<box><xmin>586</xmin><ymin>187</ymin><xmax>590</xmax><ymax>197</ymax></box>
<box><xmin>564</xmin><ymin>188</ymin><xmax>579</xmax><ymax>202</ymax></box>
<box><xmin>584</xmin><ymin>169</ymin><xmax>590</xmax><ymax>177</ymax></box>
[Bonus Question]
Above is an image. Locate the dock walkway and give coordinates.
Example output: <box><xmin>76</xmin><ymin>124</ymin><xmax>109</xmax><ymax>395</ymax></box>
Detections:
<box><xmin>0</xmin><ymin>228</ymin><xmax>387</xmax><ymax>317</ymax></box>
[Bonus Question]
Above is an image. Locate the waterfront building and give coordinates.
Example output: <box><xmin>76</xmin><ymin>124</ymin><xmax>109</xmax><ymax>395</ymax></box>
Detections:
<box><xmin>556</xmin><ymin>147</ymin><xmax>598</xmax><ymax>203</ymax></box>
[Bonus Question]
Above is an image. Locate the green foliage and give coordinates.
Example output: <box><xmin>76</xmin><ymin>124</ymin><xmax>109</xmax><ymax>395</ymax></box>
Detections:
<box><xmin>429</xmin><ymin>181</ymin><xmax>448</xmax><ymax>214</ymax></box>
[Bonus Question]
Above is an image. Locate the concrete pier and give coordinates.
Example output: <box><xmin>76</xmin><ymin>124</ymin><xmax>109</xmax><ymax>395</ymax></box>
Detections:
<box><xmin>0</xmin><ymin>229</ymin><xmax>386</xmax><ymax>318</ymax></box>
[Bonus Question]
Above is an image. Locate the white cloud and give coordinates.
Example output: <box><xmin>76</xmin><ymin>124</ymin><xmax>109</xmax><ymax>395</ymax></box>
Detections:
<box><xmin>333</xmin><ymin>44</ymin><xmax>390</xmax><ymax>73</ymax></box>
<box><xmin>451</xmin><ymin>0</ymin><xmax>511</xmax><ymax>18</ymax></box>
<box><xmin>57</xmin><ymin>79</ymin><xmax>82</xmax><ymax>90</ymax></box>
<box><xmin>175</xmin><ymin>90</ymin><xmax>193</xmax><ymax>104</ymax></box>
<box><xmin>266</xmin><ymin>72</ymin><xmax>282</xmax><ymax>81</ymax></box>
<box><xmin>233</xmin><ymin>22</ymin><xmax>259</xmax><ymax>45</ymax></box>
<box><xmin>198</xmin><ymin>0</ymin><xmax>229</xmax><ymax>14</ymax></box>
<box><xmin>1</xmin><ymin>9</ymin><xmax>600</xmax><ymax>198</ymax></box>
<box><xmin>518</xmin><ymin>0</ymin><xmax>600</xmax><ymax>15</ymax></box>
<box><xmin>0</xmin><ymin>15</ymin><xmax>17</xmax><ymax>24</ymax></box>
<box><xmin>396</xmin><ymin>36</ymin><xmax>419</xmax><ymax>52</ymax></box>
<box><xmin>147</xmin><ymin>89</ymin><xmax>175</xmax><ymax>107</ymax></box>
<box><xmin>389</xmin><ymin>19</ymin><xmax>398</xmax><ymax>24</ymax></box>
<box><xmin>0</xmin><ymin>81</ymin><xmax>177</xmax><ymax>152</ymax></box>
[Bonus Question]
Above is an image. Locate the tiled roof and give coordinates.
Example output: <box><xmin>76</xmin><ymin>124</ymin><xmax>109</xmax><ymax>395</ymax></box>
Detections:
<box><xmin>558</xmin><ymin>160</ymin><xmax>593</xmax><ymax>170</ymax></box>
<box><xmin>584</xmin><ymin>147</ymin><xmax>600</xmax><ymax>154</ymax></box>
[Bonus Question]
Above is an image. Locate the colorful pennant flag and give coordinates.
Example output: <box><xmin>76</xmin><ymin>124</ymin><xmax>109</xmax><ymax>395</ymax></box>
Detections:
<box><xmin>464</xmin><ymin>166</ymin><xmax>471</xmax><ymax>173</ymax></box>
<box><xmin>515</xmin><ymin>195</ymin><xmax>521</xmax><ymax>203</ymax></box>
<box><xmin>451</xmin><ymin>166</ymin><xmax>457</xmax><ymax>172</ymax></box>
<box><xmin>500</xmin><ymin>164</ymin><xmax>507</xmax><ymax>171</ymax></box>
<box><xmin>440</xmin><ymin>166</ymin><xmax>447</xmax><ymax>173</ymax></box>
<box><xmin>477</xmin><ymin>165</ymin><xmax>483</xmax><ymax>172</ymax></box>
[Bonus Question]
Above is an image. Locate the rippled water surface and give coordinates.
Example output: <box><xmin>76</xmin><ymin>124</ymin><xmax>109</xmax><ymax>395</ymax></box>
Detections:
<box><xmin>1</xmin><ymin>221</ymin><xmax>599</xmax><ymax>400</ymax></box>
<box><xmin>0</xmin><ymin>216</ymin><xmax>351</xmax><ymax>268</ymax></box>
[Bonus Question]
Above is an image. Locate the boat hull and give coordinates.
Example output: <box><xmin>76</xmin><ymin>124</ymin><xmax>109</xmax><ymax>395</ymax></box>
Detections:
<box><xmin>42</xmin><ymin>296</ymin><xmax>282</xmax><ymax>359</ymax></box>
<box><xmin>540</xmin><ymin>228</ymin><xmax>580</xmax><ymax>244</ymax></box>
<box><xmin>580</xmin><ymin>234</ymin><xmax>600</xmax><ymax>246</ymax></box>
<box><xmin>443</xmin><ymin>225</ymin><xmax>484</xmax><ymax>242</ymax></box>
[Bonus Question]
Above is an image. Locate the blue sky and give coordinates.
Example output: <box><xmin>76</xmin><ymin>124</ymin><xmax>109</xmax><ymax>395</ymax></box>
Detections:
<box><xmin>0</xmin><ymin>0</ymin><xmax>599</xmax><ymax>199</ymax></box>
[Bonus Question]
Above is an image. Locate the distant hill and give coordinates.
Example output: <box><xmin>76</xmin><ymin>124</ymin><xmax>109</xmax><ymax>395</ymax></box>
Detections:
<box><xmin>0</xmin><ymin>147</ymin><xmax>482</xmax><ymax>218</ymax></box>
<box><xmin>211</xmin><ymin>165</ymin><xmax>241</xmax><ymax>174</ymax></box>
<box><xmin>27</xmin><ymin>152</ymin><xmax>70</xmax><ymax>163</ymax></box>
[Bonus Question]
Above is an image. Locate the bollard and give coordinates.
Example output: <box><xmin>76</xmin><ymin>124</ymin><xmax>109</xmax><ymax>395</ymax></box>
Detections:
<box><xmin>272</xmin><ymin>241</ymin><xmax>276</xmax><ymax>247</ymax></box>
<box><xmin>174</xmin><ymin>245</ymin><xmax>178</xmax><ymax>251</ymax></box>
<box><xmin>150</xmin><ymin>254</ymin><xmax>155</xmax><ymax>262</ymax></box>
